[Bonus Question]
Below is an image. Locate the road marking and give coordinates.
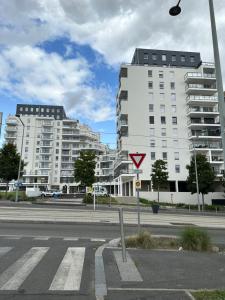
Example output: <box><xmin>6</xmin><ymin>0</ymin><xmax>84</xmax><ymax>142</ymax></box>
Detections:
<box><xmin>108</xmin><ymin>288</ymin><xmax>199</xmax><ymax>292</ymax></box>
<box><xmin>4</xmin><ymin>236</ymin><xmax>21</xmax><ymax>240</ymax></box>
<box><xmin>0</xmin><ymin>247</ymin><xmax>13</xmax><ymax>258</ymax></box>
<box><xmin>113</xmin><ymin>251</ymin><xmax>143</xmax><ymax>282</ymax></box>
<box><xmin>63</xmin><ymin>237</ymin><xmax>79</xmax><ymax>241</ymax></box>
<box><xmin>33</xmin><ymin>236</ymin><xmax>50</xmax><ymax>240</ymax></box>
<box><xmin>91</xmin><ymin>239</ymin><xmax>106</xmax><ymax>242</ymax></box>
<box><xmin>49</xmin><ymin>247</ymin><xmax>85</xmax><ymax>291</ymax></box>
<box><xmin>0</xmin><ymin>247</ymin><xmax>49</xmax><ymax>290</ymax></box>
<box><xmin>185</xmin><ymin>290</ymin><xmax>196</xmax><ymax>300</ymax></box>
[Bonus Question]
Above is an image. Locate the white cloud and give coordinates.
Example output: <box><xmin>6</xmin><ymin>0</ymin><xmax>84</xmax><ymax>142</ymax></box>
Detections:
<box><xmin>0</xmin><ymin>45</ymin><xmax>114</xmax><ymax>122</ymax></box>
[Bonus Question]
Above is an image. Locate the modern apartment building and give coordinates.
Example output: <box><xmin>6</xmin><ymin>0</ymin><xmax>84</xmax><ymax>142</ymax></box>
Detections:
<box><xmin>115</xmin><ymin>48</ymin><xmax>224</xmax><ymax>202</ymax></box>
<box><xmin>5</xmin><ymin>104</ymin><xmax>107</xmax><ymax>192</ymax></box>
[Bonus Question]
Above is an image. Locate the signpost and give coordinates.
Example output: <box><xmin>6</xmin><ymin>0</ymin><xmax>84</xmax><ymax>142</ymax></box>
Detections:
<box><xmin>129</xmin><ymin>153</ymin><xmax>146</xmax><ymax>233</ymax></box>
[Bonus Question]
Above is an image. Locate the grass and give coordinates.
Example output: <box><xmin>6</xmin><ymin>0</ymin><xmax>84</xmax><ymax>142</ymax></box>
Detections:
<box><xmin>125</xmin><ymin>230</ymin><xmax>179</xmax><ymax>250</ymax></box>
<box><xmin>82</xmin><ymin>194</ymin><xmax>117</xmax><ymax>205</ymax></box>
<box><xmin>192</xmin><ymin>290</ymin><xmax>225</xmax><ymax>300</ymax></box>
<box><xmin>180</xmin><ymin>227</ymin><xmax>212</xmax><ymax>252</ymax></box>
<box><xmin>0</xmin><ymin>191</ymin><xmax>29</xmax><ymax>201</ymax></box>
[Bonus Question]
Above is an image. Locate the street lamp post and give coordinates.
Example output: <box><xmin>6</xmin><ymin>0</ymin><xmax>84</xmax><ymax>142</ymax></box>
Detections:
<box><xmin>169</xmin><ymin>0</ymin><xmax>225</xmax><ymax>172</ymax></box>
<box><xmin>15</xmin><ymin>115</ymin><xmax>25</xmax><ymax>202</ymax></box>
<box><xmin>193</xmin><ymin>138</ymin><xmax>201</xmax><ymax>212</ymax></box>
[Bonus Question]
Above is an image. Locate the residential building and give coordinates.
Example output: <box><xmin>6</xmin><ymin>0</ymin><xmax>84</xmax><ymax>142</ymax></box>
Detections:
<box><xmin>5</xmin><ymin>104</ymin><xmax>107</xmax><ymax>192</ymax></box>
<box><xmin>115</xmin><ymin>48</ymin><xmax>224</xmax><ymax>202</ymax></box>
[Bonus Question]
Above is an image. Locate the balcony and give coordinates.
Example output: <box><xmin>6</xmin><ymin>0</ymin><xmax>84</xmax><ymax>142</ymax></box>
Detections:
<box><xmin>189</xmin><ymin>129</ymin><xmax>221</xmax><ymax>140</ymax></box>
<box><xmin>186</xmin><ymin>95</ymin><xmax>218</xmax><ymax>105</ymax></box>
<box><xmin>6</xmin><ymin>126</ymin><xmax>17</xmax><ymax>132</ymax></box>
<box><xmin>211</xmin><ymin>156</ymin><xmax>224</xmax><ymax>163</ymax></box>
<box><xmin>185</xmin><ymin>83</ymin><xmax>217</xmax><ymax>96</ymax></box>
<box><xmin>190</xmin><ymin>142</ymin><xmax>223</xmax><ymax>151</ymax></box>
<box><xmin>184</xmin><ymin>72</ymin><xmax>216</xmax><ymax>84</ymax></box>
<box><xmin>188</xmin><ymin>118</ymin><xmax>220</xmax><ymax>128</ymax></box>
<box><xmin>186</xmin><ymin>107</ymin><xmax>219</xmax><ymax>117</ymax></box>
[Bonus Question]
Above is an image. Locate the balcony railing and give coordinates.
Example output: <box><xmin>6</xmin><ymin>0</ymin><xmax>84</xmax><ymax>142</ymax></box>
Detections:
<box><xmin>186</xmin><ymin>95</ymin><xmax>218</xmax><ymax>103</ymax></box>
<box><xmin>186</xmin><ymin>83</ymin><xmax>217</xmax><ymax>91</ymax></box>
<box><xmin>185</xmin><ymin>72</ymin><xmax>216</xmax><ymax>81</ymax></box>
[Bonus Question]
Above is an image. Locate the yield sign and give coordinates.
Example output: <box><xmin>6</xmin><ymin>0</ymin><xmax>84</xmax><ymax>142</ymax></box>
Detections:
<box><xmin>129</xmin><ymin>153</ymin><xmax>146</xmax><ymax>169</ymax></box>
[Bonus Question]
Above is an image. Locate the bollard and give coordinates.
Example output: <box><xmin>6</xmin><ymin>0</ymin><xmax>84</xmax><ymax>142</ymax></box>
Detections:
<box><xmin>119</xmin><ymin>208</ymin><xmax>127</xmax><ymax>262</ymax></box>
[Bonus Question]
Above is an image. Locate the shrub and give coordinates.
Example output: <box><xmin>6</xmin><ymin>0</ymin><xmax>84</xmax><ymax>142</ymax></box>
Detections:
<box><xmin>83</xmin><ymin>194</ymin><xmax>93</xmax><ymax>204</ymax></box>
<box><xmin>126</xmin><ymin>231</ymin><xmax>155</xmax><ymax>249</ymax></box>
<box><xmin>180</xmin><ymin>227</ymin><xmax>211</xmax><ymax>251</ymax></box>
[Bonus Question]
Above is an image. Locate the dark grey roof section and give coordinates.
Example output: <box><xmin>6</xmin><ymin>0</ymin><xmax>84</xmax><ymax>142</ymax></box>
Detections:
<box><xmin>16</xmin><ymin>104</ymin><xmax>67</xmax><ymax>120</ymax></box>
<box><xmin>131</xmin><ymin>48</ymin><xmax>202</xmax><ymax>68</ymax></box>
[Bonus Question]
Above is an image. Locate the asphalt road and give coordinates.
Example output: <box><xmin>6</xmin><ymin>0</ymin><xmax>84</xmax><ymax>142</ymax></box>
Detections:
<box><xmin>0</xmin><ymin>221</ymin><xmax>224</xmax><ymax>246</ymax></box>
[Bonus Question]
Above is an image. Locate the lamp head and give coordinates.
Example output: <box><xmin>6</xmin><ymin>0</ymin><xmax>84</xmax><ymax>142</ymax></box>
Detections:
<box><xmin>169</xmin><ymin>5</ymin><xmax>181</xmax><ymax>16</ymax></box>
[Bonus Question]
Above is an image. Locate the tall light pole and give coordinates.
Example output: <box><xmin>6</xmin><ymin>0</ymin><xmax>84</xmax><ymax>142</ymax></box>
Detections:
<box><xmin>169</xmin><ymin>0</ymin><xmax>225</xmax><ymax>172</ymax></box>
<box><xmin>15</xmin><ymin>115</ymin><xmax>24</xmax><ymax>202</ymax></box>
<box><xmin>193</xmin><ymin>138</ymin><xmax>201</xmax><ymax>212</ymax></box>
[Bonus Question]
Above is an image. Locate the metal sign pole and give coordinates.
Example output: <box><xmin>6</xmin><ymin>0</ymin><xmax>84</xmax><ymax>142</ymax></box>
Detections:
<box><xmin>93</xmin><ymin>188</ymin><xmax>96</xmax><ymax>211</ymax></box>
<box><xmin>119</xmin><ymin>208</ymin><xmax>127</xmax><ymax>262</ymax></box>
<box><xmin>137</xmin><ymin>172</ymin><xmax>140</xmax><ymax>234</ymax></box>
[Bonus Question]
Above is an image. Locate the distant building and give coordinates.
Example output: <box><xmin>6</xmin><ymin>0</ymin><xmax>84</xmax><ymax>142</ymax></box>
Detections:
<box><xmin>114</xmin><ymin>48</ymin><xmax>224</xmax><ymax>202</ymax></box>
<box><xmin>5</xmin><ymin>105</ymin><xmax>108</xmax><ymax>192</ymax></box>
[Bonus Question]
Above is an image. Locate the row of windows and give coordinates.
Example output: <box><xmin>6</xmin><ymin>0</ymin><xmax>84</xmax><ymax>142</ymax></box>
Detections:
<box><xmin>149</xmin><ymin>104</ymin><xmax>176</xmax><ymax>113</ymax></box>
<box><xmin>144</xmin><ymin>53</ymin><xmax>196</xmax><ymax>63</ymax></box>
<box><xmin>150</xmin><ymin>139</ymin><xmax>179</xmax><ymax>147</ymax></box>
<box><xmin>148</xmin><ymin>70</ymin><xmax>175</xmax><ymax>79</ymax></box>
<box><xmin>150</xmin><ymin>128</ymin><xmax>179</xmax><ymax>137</ymax></box>
<box><xmin>19</xmin><ymin>107</ymin><xmax>61</xmax><ymax>113</ymax></box>
<box><xmin>149</xmin><ymin>92</ymin><xmax>176</xmax><ymax>102</ymax></box>
<box><xmin>148</xmin><ymin>81</ymin><xmax>175</xmax><ymax>90</ymax></box>
<box><xmin>151</xmin><ymin>152</ymin><xmax>179</xmax><ymax>160</ymax></box>
<box><xmin>149</xmin><ymin>116</ymin><xmax>177</xmax><ymax>125</ymax></box>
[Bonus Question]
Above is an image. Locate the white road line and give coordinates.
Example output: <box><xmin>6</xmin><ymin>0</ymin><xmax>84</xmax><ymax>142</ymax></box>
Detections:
<box><xmin>91</xmin><ymin>239</ymin><xmax>106</xmax><ymax>242</ymax></box>
<box><xmin>4</xmin><ymin>236</ymin><xmax>21</xmax><ymax>240</ymax></box>
<box><xmin>0</xmin><ymin>247</ymin><xmax>49</xmax><ymax>290</ymax></box>
<box><xmin>0</xmin><ymin>247</ymin><xmax>12</xmax><ymax>258</ymax></box>
<box><xmin>108</xmin><ymin>288</ymin><xmax>199</xmax><ymax>292</ymax></box>
<box><xmin>63</xmin><ymin>237</ymin><xmax>79</xmax><ymax>241</ymax></box>
<box><xmin>33</xmin><ymin>237</ymin><xmax>49</xmax><ymax>241</ymax></box>
<box><xmin>49</xmin><ymin>247</ymin><xmax>85</xmax><ymax>291</ymax></box>
<box><xmin>185</xmin><ymin>290</ymin><xmax>196</xmax><ymax>300</ymax></box>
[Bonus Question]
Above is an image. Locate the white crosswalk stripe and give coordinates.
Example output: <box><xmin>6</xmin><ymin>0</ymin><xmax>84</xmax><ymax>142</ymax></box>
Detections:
<box><xmin>49</xmin><ymin>247</ymin><xmax>85</xmax><ymax>291</ymax></box>
<box><xmin>0</xmin><ymin>247</ymin><xmax>49</xmax><ymax>290</ymax></box>
<box><xmin>33</xmin><ymin>237</ymin><xmax>50</xmax><ymax>241</ymax></box>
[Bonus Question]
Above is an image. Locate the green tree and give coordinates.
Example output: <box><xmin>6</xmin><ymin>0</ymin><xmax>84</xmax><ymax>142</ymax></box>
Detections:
<box><xmin>0</xmin><ymin>143</ymin><xmax>24</xmax><ymax>193</ymax></box>
<box><xmin>186</xmin><ymin>153</ymin><xmax>215</xmax><ymax>208</ymax></box>
<box><xmin>74</xmin><ymin>150</ymin><xmax>96</xmax><ymax>188</ymax></box>
<box><xmin>151</xmin><ymin>159</ymin><xmax>169</xmax><ymax>202</ymax></box>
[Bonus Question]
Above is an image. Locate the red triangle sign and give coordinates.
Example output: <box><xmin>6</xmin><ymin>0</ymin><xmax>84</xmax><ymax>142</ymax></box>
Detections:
<box><xmin>129</xmin><ymin>153</ymin><xmax>146</xmax><ymax>169</ymax></box>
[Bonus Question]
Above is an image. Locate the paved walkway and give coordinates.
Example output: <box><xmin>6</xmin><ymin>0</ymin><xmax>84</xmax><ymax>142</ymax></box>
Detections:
<box><xmin>103</xmin><ymin>248</ymin><xmax>225</xmax><ymax>299</ymax></box>
<box><xmin>0</xmin><ymin>206</ymin><xmax>225</xmax><ymax>228</ymax></box>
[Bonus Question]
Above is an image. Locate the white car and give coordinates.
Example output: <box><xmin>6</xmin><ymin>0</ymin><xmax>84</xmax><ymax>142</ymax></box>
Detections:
<box><xmin>41</xmin><ymin>190</ymin><xmax>62</xmax><ymax>197</ymax></box>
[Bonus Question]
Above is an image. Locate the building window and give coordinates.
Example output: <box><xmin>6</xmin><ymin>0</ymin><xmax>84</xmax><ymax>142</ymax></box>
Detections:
<box><xmin>36</xmin><ymin>107</ymin><xmax>39</xmax><ymax>112</ymax></box>
<box><xmin>149</xmin><ymin>116</ymin><xmax>154</xmax><ymax>124</ymax></box>
<box><xmin>25</xmin><ymin>147</ymin><xmax>28</xmax><ymax>152</ymax></box>
<box><xmin>172</xmin><ymin>105</ymin><xmax>177</xmax><ymax>113</ymax></box>
<box><xmin>56</xmin><ymin>149</ymin><xmax>59</xmax><ymax>154</ymax></box>
<box><xmin>181</xmin><ymin>55</ymin><xmax>186</xmax><ymax>62</ymax></box>
<box><xmin>149</xmin><ymin>104</ymin><xmax>154</xmax><ymax>112</ymax></box>
<box><xmin>161</xmin><ymin>116</ymin><xmax>166</xmax><ymax>124</ymax></box>
<box><xmin>26</xmin><ymin>133</ymin><xmax>29</xmax><ymax>138</ymax></box>
<box><xmin>151</xmin><ymin>152</ymin><xmax>155</xmax><ymax>160</ymax></box>
<box><xmin>26</xmin><ymin>140</ymin><xmax>29</xmax><ymax>145</ymax></box>
<box><xmin>160</xmin><ymin>105</ymin><xmax>165</xmax><ymax>113</ymax></box>
<box><xmin>175</xmin><ymin>164</ymin><xmax>180</xmax><ymax>173</ymax></box>
<box><xmin>144</xmin><ymin>53</ymin><xmax>149</xmax><ymax>60</ymax></box>
<box><xmin>159</xmin><ymin>82</ymin><xmax>164</xmax><ymax>89</ymax></box>
<box><xmin>41</xmin><ymin>108</ymin><xmax>44</xmax><ymax>112</ymax></box>
<box><xmin>160</xmin><ymin>93</ymin><xmax>165</xmax><ymax>101</ymax></box>
<box><xmin>171</xmin><ymin>93</ymin><xmax>176</xmax><ymax>102</ymax></box>
<box><xmin>162</xmin><ymin>54</ymin><xmax>167</xmax><ymax>61</ymax></box>
<box><xmin>20</xmin><ymin>107</ymin><xmax>23</xmax><ymax>112</ymax></box>
<box><xmin>148</xmin><ymin>81</ymin><xmax>153</xmax><ymax>89</ymax></box>
<box><xmin>172</xmin><ymin>117</ymin><xmax>177</xmax><ymax>125</ymax></box>
<box><xmin>170</xmin><ymin>82</ymin><xmax>175</xmax><ymax>90</ymax></box>
<box><xmin>150</xmin><ymin>140</ymin><xmax>155</xmax><ymax>147</ymax></box>
<box><xmin>170</xmin><ymin>71</ymin><xmax>175</xmax><ymax>79</ymax></box>
<box><xmin>148</xmin><ymin>70</ymin><xmax>152</xmax><ymax>77</ymax></box>
<box><xmin>173</xmin><ymin>139</ymin><xmax>179</xmax><ymax>147</ymax></box>
<box><xmin>190</xmin><ymin>56</ymin><xmax>195</xmax><ymax>63</ymax></box>
<box><xmin>162</xmin><ymin>152</ymin><xmax>167</xmax><ymax>160</ymax></box>
<box><xmin>159</xmin><ymin>71</ymin><xmax>164</xmax><ymax>78</ymax></box>
<box><xmin>162</xmin><ymin>140</ymin><xmax>167</xmax><ymax>148</ymax></box>
<box><xmin>161</xmin><ymin>128</ymin><xmax>166</xmax><ymax>136</ymax></box>
<box><xmin>150</xmin><ymin>128</ymin><xmax>155</xmax><ymax>136</ymax></box>
<box><xmin>174</xmin><ymin>152</ymin><xmax>179</xmax><ymax>160</ymax></box>
<box><xmin>149</xmin><ymin>92</ymin><xmax>154</xmax><ymax>101</ymax></box>
<box><xmin>152</xmin><ymin>54</ymin><xmax>157</xmax><ymax>60</ymax></box>
<box><xmin>172</xmin><ymin>55</ymin><xmax>176</xmax><ymax>62</ymax></box>
<box><xmin>173</xmin><ymin>128</ymin><xmax>178</xmax><ymax>136</ymax></box>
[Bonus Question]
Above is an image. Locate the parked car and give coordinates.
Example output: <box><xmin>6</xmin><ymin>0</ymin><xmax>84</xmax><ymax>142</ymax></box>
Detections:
<box><xmin>41</xmin><ymin>190</ymin><xmax>62</xmax><ymax>198</ymax></box>
<box><xmin>91</xmin><ymin>186</ymin><xmax>109</xmax><ymax>197</ymax></box>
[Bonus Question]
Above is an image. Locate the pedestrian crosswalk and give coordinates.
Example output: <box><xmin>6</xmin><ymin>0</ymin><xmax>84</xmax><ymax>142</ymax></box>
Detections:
<box><xmin>0</xmin><ymin>235</ymin><xmax>106</xmax><ymax>242</ymax></box>
<box><xmin>0</xmin><ymin>246</ymin><xmax>86</xmax><ymax>292</ymax></box>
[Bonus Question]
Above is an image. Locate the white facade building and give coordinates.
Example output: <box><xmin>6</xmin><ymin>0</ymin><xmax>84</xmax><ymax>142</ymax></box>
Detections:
<box><xmin>5</xmin><ymin>104</ymin><xmax>107</xmax><ymax>192</ymax></box>
<box><xmin>114</xmin><ymin>49</ymin><xmax>224</xmax><ymax>203</ymax></box>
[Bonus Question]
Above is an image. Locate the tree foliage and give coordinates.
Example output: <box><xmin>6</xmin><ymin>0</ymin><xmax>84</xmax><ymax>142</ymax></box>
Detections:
<box><xmin>151</xmin><ymin>159</ymin><xmax>169</xmax><ymax>202</ymax></box>
<box><xmin>186</xmin><ymin>153</ymin><xmax>215</xmax><ymax>207</ymax></box>
<box><xmin>74</xmin><ymin>150</ymin><xmax>96</xmax><ymax>187</ymax></box>
<box><xmin>0</xmin><ymin>143</ymin><xmax>24</xmax><ymax>187</ymax></box>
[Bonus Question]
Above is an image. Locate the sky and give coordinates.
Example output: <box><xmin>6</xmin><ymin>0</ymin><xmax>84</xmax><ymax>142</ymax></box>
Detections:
<box><xmin>0</xmin><ymin>0</ymin><xmax>225</xmax><ymax>148</ymax></box>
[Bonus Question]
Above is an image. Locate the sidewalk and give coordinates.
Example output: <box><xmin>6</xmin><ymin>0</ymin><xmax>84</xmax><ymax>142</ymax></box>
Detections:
<box><xmin>103</xmin><ymin>247</ymin><xmax>225</xmax><ymax>299</ymax></box>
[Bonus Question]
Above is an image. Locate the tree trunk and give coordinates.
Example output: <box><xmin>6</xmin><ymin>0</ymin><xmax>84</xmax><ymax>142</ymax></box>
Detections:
<box><xmin>202</xmin><ymin>193</ymin><xmax>205</xmax><ymax>211</ymax></box>
<box><xmin>157</xmin><ymin>186</ymin><xmax>159</xmax><ymax>203</ymax></box>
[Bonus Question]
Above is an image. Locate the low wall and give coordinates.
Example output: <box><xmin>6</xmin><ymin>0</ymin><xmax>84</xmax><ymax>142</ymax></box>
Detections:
<box><xmin>139</xmin><ymin>191</ymin><xmax>225</xmax><ymax>205</ymax></box>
